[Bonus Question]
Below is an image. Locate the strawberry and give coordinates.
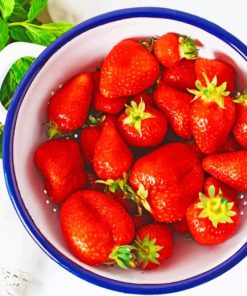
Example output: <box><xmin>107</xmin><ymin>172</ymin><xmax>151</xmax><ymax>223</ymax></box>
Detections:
<box><xmin>162</xmin><ymin>59</ymin><xmax>197</xmax><ymax>91</ymax></box>
<box><xmin>153</xmin><ymin>83</ymin><xmax>193</xmax><ymax>139</ymax></box>
<box><xmin>189</xmin><ymin>74</ymin><xmax>236</xmax><ymax>154</ymax></box>
<box><xmin>154</xmin><ymin>33</ymin><xmax>198</xmax><ymax>68</ymax></box>
<box><xmin>117</xmin><ymin>99</ymin><xmax>167</xmax><ymax>147</ymax></box>
<box><xmin>218</xmin><ymin>134</ymin><xmax>241</xmax><ymax>153</ymax></box>
<box><xmin>129</xmin><ymin>143</ymin><xmax>204</xmax><ymax>222</ymax></box>
<box><xmin>34</xmin><ymin>139</ymin><xmax>86</xmax><ymax>203</ymax></box>
<box><xmin>80</xmin><ymin>124</ymin><xmax>102</xmax><ymax>165</ymax></box>
<box><xmin>186</xmin><ymin>185</ymin><xmax>239</xmax><ymax>245</ymax></box>
<box><xmin>93</xmin><ymin>116</ymin><xmax>133</xmax><ymax>179</ymax></box>
<box><xmin>204</xmin><ymin>176</ymin><xmax>239</xmax><ymax>203</ymax></box>
<box><xmin>184</xmin><ymin>139</ymin><xmax>205</xmax><ymax>160</ymax></box>
<box><xmin>92</xmin><ymin>71</ymin><xmax>127</xmax><ymax>114</ymax></box>
<box><xmin>233</xmin><ymin>91</ymin><xmax>247</xmax><ymax>149</ymax></box>
<box><xmin>194</xmin><ymin>58</ymin><xmax>236</xmax><ymax>92</ymax></box>
<box><xmin>60</xmin><ymin>190</ymin><xmax>135</xmax><ymax>265</ymax></box>
<box><xmin>48</xmin><ymin>73</ymin><xmax>93</xmax><ymax>134</ymax></box>
<box><xmin>135</xmin><ymin>223</ymin><xmax>174</xmax><ymax>269</ymax></box>
<box><xmin>100</xmin><ymin>39</ymin><xmax>159</xmax><ymax>98</ymax></box>
<box><xmin>202</xmin><ymin>151</ymin><xmax>247</xmax><ymax>191</ymax></box>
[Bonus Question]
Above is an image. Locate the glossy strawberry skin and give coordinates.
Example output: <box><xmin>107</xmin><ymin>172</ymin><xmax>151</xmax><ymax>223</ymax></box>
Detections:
<box><xmin>80</xmin><ymin>125</ymin><xmax>102</xmax><ymax>165</ymax></box>
<box><xmin>93</xmin><ymin>117</ymin><xmax>133</xmax><ymax>179</ymax></box>
<box><xmin>137</xmin><ymin>223</ymin><xmax>174</xmax><ymax>269</ymax></box>
<box><xmin>92</xmin><ymin>71</ymin><xmax>127</xmax><ymax>114</ymax></box>
<box><xmin>190</xmin><ymin>96</ymin><xmax>236</xmax><ymax>154</ymax></box>
<box><xmin>130</xmin><ymin>143</ymin><xmax>204</xmax><ymax>222</ymax></box>
<box><xmin>48</xmin><ymin>73</ymin><xmax>93</xmax><ymax>131</ymax></box>
<box><xmin>117</xmin><ymin>105</ymin><xmax>168</xmax><ymax>147</ymax></box>
<box><xmin>195</xmin><ymin>58</ymin><xmax>236</xmax><ymax>92</ymax></box>
<box><xmin>186</xmin><ymin>199</ymin><xmax>239</xmax><ymax>245</ymax></box>
<box><xmin>162</xmin><ymin>59</ymin><xmax>196</xmax><ymax>91</ymax></box>
<box><xmin>202</xmin><ymin>151</ymin><xmax>247</xmax><ymax>191</ymax></box>
<box><xmin>34</xmin><ymin>139</ymin><xmax>86</xmax><ymax>203</ymax></box>
<box><xmin>60</xmin><ymin>190</ymin><xmax>135</xmax><ymax>265</ymax></box>
<box><xmin>154</xmin><ymin>33</ymin><xmax>180</xmax><ymax>67</ymax></box>
<box><xmin>100</xmin><ymin>39</ymin><xmax>159</xmax><ymax>98</ymax></box>
<box><xmin>233</xmin><ymin>103</ymin><xmax>247</xmax><ymax>149</ymax></box>
<box><xmin>153</xmin><ymin>83</ymin><xmax>193</xmax><ymax>139</ymax></box>
<box><xmin>204</xmin><ymin>176</ymin><xmax>239</xmax><ymax>203</ymax></box>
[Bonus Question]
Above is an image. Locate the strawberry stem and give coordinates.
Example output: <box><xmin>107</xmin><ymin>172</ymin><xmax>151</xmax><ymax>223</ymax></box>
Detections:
<box><xmin>179</xmin><ymin>36</ymin><xmax>198</xmax><ymax>60</ymax></box>
<box><xmin>188</xmin><ymin>73</ymin><xmax>230</xmax><ymax>108</ymax></box>
<box><xmin>234</xmin><ymin>89</ymin><xmax>247</xmax><ymax>105</ymax></box>
<box><xmin>96</xmin><ymin>173</ymin><xmax>151</xmax><ymax>214</ymax></box>
<box><xmin>123</xmin><ymin>99</ymin><xmax>154</xmax><ymax>136</ymax></box>
<box><xmin>196</xmin><ymin>185</ymin><xmax>237</xmax><ymax>228</ymax></box>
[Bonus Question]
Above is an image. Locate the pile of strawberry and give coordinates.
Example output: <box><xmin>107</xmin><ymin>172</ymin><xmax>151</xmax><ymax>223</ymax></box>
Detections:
<box><xmin>34</xmin><ymin>32</ymin><xmax>247</xmax><ymax>270</ymax></box>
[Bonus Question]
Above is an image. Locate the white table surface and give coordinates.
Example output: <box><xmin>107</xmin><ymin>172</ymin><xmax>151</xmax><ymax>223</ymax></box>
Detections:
<box><xmin>0</xmin><ymin>1</ymin><xmax>246</xmax><ymax>295</ymax></box>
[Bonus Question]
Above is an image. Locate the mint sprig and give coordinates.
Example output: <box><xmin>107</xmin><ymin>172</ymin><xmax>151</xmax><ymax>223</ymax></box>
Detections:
<box><xmin>0</xmin><ymin>0</ymin><xmax>74</xmax><ymax>158</ymax></box>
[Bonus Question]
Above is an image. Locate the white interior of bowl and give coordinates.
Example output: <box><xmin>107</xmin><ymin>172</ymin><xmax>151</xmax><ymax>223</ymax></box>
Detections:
<box><xmin>13</xmin><ymin>17</ymin><xmax>247</xmax><ymax>284</ymax></box>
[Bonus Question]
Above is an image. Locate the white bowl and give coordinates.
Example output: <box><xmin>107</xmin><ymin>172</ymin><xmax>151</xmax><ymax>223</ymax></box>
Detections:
<box><xmin>2</xmin><ymin>7</ymin><xmax>247</xmax><ymax>294</ymax></box>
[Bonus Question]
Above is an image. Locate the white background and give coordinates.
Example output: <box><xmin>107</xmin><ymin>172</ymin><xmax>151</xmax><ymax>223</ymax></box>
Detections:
<box><xmin>0</xmin><ymin>0</ymin><xmax>246</xmax><ymax>295</ymax></box>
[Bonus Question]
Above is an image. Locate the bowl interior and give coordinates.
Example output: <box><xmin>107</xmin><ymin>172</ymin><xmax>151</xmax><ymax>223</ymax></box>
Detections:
<box><xmin>12</xmin><ymin>16</ymin><xmax>247</xmax><ymax>284</ymax></box>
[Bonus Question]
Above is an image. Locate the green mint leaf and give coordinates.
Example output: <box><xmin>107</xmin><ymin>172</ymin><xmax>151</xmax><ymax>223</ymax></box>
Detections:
<box><xmin>25</xmin><ymin>24</ymin><xmax>56</xmax><ymax>45</ymax></box>
<box><xmin>9</xmin><ymin>25</ymin><xmax>32</xmax><ymax>42</ymax></box>
<box><xmin>28</xmin><ymin>0</ymin><xmax>47</xmax><ymax>22</ymax></box>
<box><xmin>41</xmin><ymin>22</ymin><xmax>74</xmax><ymax>37</ymax></box>
<box><xmin>0</xmin><ymin>123</ymin><xmax>4</xmax><ymax>158</ymax></box>
<box><xmin>0</xmin><ymin>0</ymin><xmax>15</xmax><ymax>20</ymax></box>
<box><xmin>0</xmin><ymin>57</ymin><xmax>34</xmax><ymax>109</ymax></box>
<box><xmin>0</xmin><ymin>18</ymin><xmax>10</xmax><ymax>50</ymax></box>
<box><xmin>9</xmin><ymin>1</ymin><xmax>30</xmax><ymax>22</ymax></box>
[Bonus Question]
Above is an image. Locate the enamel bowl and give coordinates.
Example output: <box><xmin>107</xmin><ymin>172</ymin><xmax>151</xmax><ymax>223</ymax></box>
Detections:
<box><xmin>2</xmin><ymin>7</ymin><xmax>247</xmax><ymax>294</ymax></box>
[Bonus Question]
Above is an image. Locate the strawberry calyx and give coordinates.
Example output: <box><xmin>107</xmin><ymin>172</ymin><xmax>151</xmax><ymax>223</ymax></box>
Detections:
<box><xmin>141</xmin><ymin>36</ymin><xmax>157</xmax><ymax>52</ymax></box>
<box><xmin>179</xmin><ymin>36</ymin><xmax>198</xmax><ymax>60</ymax></box>
<box><xmin>135</xmin><ymin>234</ymin><xmax>163</xmax><ymax>268</ymax></box>
<box><xmin>47</xmin><ymin>121</ymin><xmax>63</xmax><ymax>139</ymax></box>
<box><xmin>196</xmin><ymin>185</ymin><xmax>237</xmax><ymax>228</ymax></box>
<box><xmin>234</xmin><ymin>89</ymin><xmax>247</xmax><ymax>105</ymax></box>
<box><xmin>96</xmin><ymin>173</ymin><xmax>151</xmax><ymax>214</ymax></box>
<box><xmin>188</xmin><ymin>73</ymin><xmax>230</xmax><ymax>108</ymax></box>
<box><xmin>108</xmin><ymin>245</ymin><xmax>137</xmax><ymax>269</ymax></box>
<box><xmin>123</xmin><ymin>99</ymin><xmax>154</xmax><ymax>135</ymax></box>
<box><xmin>83</xmin><ymin>114</ymin><xmax>105</xmax><ymax>127</ymax></box>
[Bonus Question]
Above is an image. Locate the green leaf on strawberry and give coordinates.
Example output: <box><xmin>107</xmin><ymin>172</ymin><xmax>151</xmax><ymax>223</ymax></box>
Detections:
<box><xmin>196</xmin><ymin>185</ymin><xmax>237</xmax><ymax>228</ymax></box>
<box><xmin>179</xmin><ymin>36</ymin><xmax>198</xmax><ymax>60</ymax></box>
<box><xmin>188</xmin><ymin>73</ymin><xmax>230</xmax><ymax>108</ymax></box>
<box><xmin>123</xmin><ymin>99</ymin><xmax>154</xmax><ymax>135</ymax></box>
<box><xmin>108</xmin><ymin>245</ymin><xmax>137</xmax><ymax>269</ymax></box>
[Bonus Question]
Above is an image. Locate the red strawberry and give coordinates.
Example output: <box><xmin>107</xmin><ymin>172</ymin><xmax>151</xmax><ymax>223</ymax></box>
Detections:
<box><xmin>135</xmin><ymin>223</ymin><xmax>174</xmax><ymax>269</ymax></box>
<box><xmin>117</xmin><ymin>99</ymin><xmax>167</xmax><ymax>147</ymax></box>
<box><xmin>162</xmin><ymin>59</ymin><xmax>197</xmax><ymax>91</ymax></box>
<box><xmin>202</xmin><ymin>151</ymin><xmax>247</xmax><ymax>191</ymax></box>
<box><xmin>172</xmin><ymin>218</ymin><xmax>190</xmax><ymax>234</ymax></box>
<box><xmin>189</xmin><ymin>75</ymin><xmax>236</xmax><ymax>154</ymax></box>
<box><xmin>184</xmin><ymin>140</ymin><xmax>205</xmax><ymax>160</ymax></box>
<box><xmin>92</xmin><ymin>71</ymin><xmax>127</xmax><ymax>114</ymax></box>
<box><xmin>129</xmin><ymin>143</ymin><xmax>204</xmax><ymax>222</ymax></box>
<box><xmin>93</xmin><ymin>116</ymin><xmax>133</xmax><ymax>179</ymax></box>
<box><xmin>218</xmin><ymin>134</ymin><xmax>241</xmax><ymax>153</ymax></box>
<box><xmin>100</xmin><ymin>39</ymin><xmax>159</xmax><ymax>98</ymax></box>
<box><xmin>204</xmin><ymin>176</ymin><xmax>239</xmax><ymax>203</ymax></box>
<box><xmin>153</xmin><ymin>83</ymin><xmax>193</xmax><ymax>139</ymax></box>
<box><xmin>186</xmin><ymin>186</ymin><xmax>239</xmax><ymax>245</ymax></box>
<box><xmin>194</xmin><ymin>58</ymin><xmax>236</xmax><ymax>92</ymax></box>
<box><xmin>80</xmin><ymin>125</ymin><xmax>102</xmax><ymax>165</ymax></box>
<box><xmin>233</xmin><ymin>91</ymin><xmax>247</xmax><ymax>149</ymax></box>
<box><xmin>34</xmin><ymin>139</ymin><xmax>86</xmax><ymax>203</ymax></box>
<box><xmin>60</xmin><ymin>190</ymin><xmax>135</xmax><ymax>265</ymax></box>
<box><xmin>48</xmin><ymin>73</ymin><xmax>93</xmax><ymax>133</ymax></box>
<box><xmin>154</xmin><ymin>33</ymin><xmax>198</xmax><ymax>68</ymax></box>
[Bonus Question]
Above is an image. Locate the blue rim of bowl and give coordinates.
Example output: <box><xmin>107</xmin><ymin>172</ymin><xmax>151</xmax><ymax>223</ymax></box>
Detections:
<box><xmin>2</xmin><ymin>7</ymin><xmax>247</xmax><ymax>294</ymax></box>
